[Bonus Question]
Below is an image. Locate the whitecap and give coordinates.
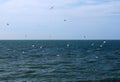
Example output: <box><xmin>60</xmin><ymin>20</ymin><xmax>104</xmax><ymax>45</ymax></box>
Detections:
<box><xmin>91</xmin><ymin>43</ymin><xmax>94</xmax><ymax>46</ymax></box>
<box><xmin>100</xmin><ymin>44</ymin><xmax>103</xmax><ymax>48</ymax></box>
<box><xmin>95</xmin><ymin>56</ymin><xmax>98</xmax><ymax>59</ymax></box>
<box><xmin>103</xmin><ymin>41</ymin><xmax>106</xmax><ymax>44</ymax></box>
<box><xmin>67</xmin><ymin>44</ymin><xmax>70</xmax><ymax>47</ymax></box>
<box><xmin>22</xmin><ymin>51</ymin><xmax>25</xmax><ymax>54</ymax></box>
<box><xmin>40</xmin><ymin>46</ymin><xmax>42</xmax><ymax>49</ymax></box>
<box><xmin>57</xmin><ymin>54</ymin><xmax>60</xmax><ymax>57</ymax></box>
<box><xmin>32</xmin><ymin>45</ymin><xmax>35</xmax><ymax>47</ymax></box>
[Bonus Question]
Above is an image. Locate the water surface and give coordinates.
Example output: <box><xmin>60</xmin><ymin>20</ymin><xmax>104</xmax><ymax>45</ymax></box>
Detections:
<box><xmin>0</xmin><ymin>40</ymin><xmax>120</xmax><ymax>82</ymax></box>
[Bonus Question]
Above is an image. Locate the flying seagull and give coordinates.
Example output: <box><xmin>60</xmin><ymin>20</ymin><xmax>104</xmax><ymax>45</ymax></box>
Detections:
<box><xmin>84</xmin><ymin>36</ymin><xmax>86</xmax><ymax>38</ymax></box>
<box><xmin>50</xmin><ymin>6</ymin><xmax>54</xmax><ymax>9</ymax></box>
<box><xmin>64</xmin><ymin>19</ymin><xmax>67</xmax><ymax>21</ymax></box>
<box><xmin>6</xmin><ymin>23</ymin><xmax>9</xmax><ymax>26</ymax></box>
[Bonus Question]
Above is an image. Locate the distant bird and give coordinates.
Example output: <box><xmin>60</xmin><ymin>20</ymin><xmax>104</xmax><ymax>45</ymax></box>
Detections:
<box><xmin>64</xmin><ymin>19</ymin><xmax>67</xmax><ymax>21</ymax></box>
<box><xmin>25</xmin><ymin>34</ymin><xmax>27</xmax><ymax>38</ymax></box>
<box><xmin>6</xmin><ymin>23</ymin><xmax>9</xmax><ymax>26</ymax></box>
<box><xmin>50</xmin><ymin>6</ymin><xmax>54</xmax><ymax>9</ymax></box>
<box><xmin>84</xmin><ymin>36</ymin><xmax>86</xmax><ymax>39</ymax></box>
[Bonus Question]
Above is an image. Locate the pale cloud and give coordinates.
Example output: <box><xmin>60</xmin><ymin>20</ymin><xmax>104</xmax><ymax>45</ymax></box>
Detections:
<box><xmin>0</xmin><ymin>0</ymin><xmax>120</xmax><ymax>16</ymax></box>
<box><xmin>59</xmin><ymin>0</ymin><xmax>120</xmax><ymax>16</ymax></box>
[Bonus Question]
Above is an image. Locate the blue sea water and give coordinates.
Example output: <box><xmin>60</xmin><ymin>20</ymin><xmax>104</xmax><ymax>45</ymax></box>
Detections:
<box><xmin>0</xmin><ymin>40</ymin><xmax>120</xmax><ymax>82</ymax></box>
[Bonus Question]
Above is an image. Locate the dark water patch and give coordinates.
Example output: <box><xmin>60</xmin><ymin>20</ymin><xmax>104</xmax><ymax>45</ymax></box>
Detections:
<box><xmin>109</xmin><ymin>67</ymin><xmax>120</xmax><ymax>71</ymax></box>
<box><xmin>0</xmin><ymin>69</ymin><xmax>5</xmax><ymax>72</ymax></box>
<box><xmin>24</xmin><ymin>70</ymin><xmax>36</xmax><ymax>74</ymax></box>
<box><xmin>77</xmin><ymin>78</ymin><xmax>120</xmax><ymax>82</ymax></box>
<box><xmin>99</xmin><ymin>78</ymin><xmax>120</xmax><ymax>82</ymax></box>
<box><xmin>104</xmin><ymin>55</ymin><xmax>119</xmax><ymax>60</ymax></box>
<box><xmin>86</xmin><ymin>59</ymin><xmax>97</xmax><ymax>63</ymax></box>
<box><xmin>77</xmin><ymin>80</ymin><xmax>92</xmax><ymax>82</ymax></box>
<box><xmin>0</xmin><ymin>40</ymin><xmax>120</xmax><ymax>81</ymax></box>
<box><xmin>28</xmin><ymin>64</ymin><xmax>50</xmax><ymax>69</ymax></box>
<box><xmin>29</xmin><ymin>54</ymin><xmax>43</xmax><ymax>58</ymax></box>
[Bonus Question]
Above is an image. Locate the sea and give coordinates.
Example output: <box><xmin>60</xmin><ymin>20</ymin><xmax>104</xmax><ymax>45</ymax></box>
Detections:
<box><xmin>0</xmin><ymin>40</ymin><xmax>120</xmax><ymax>82</ymax></box>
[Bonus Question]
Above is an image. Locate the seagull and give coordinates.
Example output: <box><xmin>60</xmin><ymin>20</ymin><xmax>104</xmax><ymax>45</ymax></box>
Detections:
<box><xmin>84</xmin><ymin>36</ymin><xmax>86</xmax><ymax>39</ymax></box>
<box><xmin>6</xmin><ymin>23</ymin><xmax>9</xmax><ymax>26</ymax></box>
<box><xmin>25</xmin><ymin>34</ymin><xmax>27</xmax><ymax>38</ymax></box>
<box><xmin>64</xmin><ymin>19</ymin><xmax>67</xmax><ymax>21</ymax></box>
<box><xmin>50</xmin><ymin>6</ymin><xmax>54</xmax><ymax>9</ymax></box>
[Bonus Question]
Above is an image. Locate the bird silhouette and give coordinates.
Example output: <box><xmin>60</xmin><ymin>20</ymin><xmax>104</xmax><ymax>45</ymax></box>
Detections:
<box><xmin>64</xmin><ymin>19</ymin><xmax>67</xmax><ymax>21</ymax></box>
<box><xmin>6</xmin><ymin>23</ymin><xmax>9</xmax><ymax>26</ymax></box>
<box><xmin>50</xmin><ymin>6</ymin><xmax>54</xmax><ymax>9</ymax></box>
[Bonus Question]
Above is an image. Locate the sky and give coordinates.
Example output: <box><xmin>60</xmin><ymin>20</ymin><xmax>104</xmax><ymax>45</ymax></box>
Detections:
<box><xmin>0</xmin><ymin>0</ymin><xmax>120</xmax><ymax>40</ymax></box>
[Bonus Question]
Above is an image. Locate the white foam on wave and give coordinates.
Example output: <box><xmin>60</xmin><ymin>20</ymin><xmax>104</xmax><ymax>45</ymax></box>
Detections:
<box><xmin>57</xmin><ymin>54</ymin><xmax>60</xmax><ymax>57</ymax></box>
<box><xmin>91</xmin><ymin>43</ymin><xmax>94</xmax><ymax>46</ymax></box>
<box><xmin>67</xmin><ymin>44</ymin><xmax>70</xmax><ymax>47</ymax></box>
<box><xmin>32</xmin><ymin>45</ymin><xmax>35</xmax><ymax>47</ymax></box>
<box><xmin>40</xmin><ymin>46</ymin><xmax>42</xmax><ymax>49</ymax></box>
<box><xmin>95</xmin><ymin>56</ymin><xmax>98</xmax><ymax>59</ymax></box>
<box><xmin>100</xmin><ymin>44</ymin><xmax>103</xmax><ymax>48</ymax></box>
<box><xmin>22</xmin><ymin>51</ymin><xmax>25</xmax><ymax>54</ymax></box>
<box><xmin>103</xmin><ymin>41</ymin><xmax>106</xmax><ymax>44</ymax></box>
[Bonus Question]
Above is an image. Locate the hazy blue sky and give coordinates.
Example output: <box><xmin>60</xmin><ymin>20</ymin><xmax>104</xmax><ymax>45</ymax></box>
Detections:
<box><xmin>0</xmin><ymin>0</ymin><xmax>120</xmax><ymax>40</ymax></box>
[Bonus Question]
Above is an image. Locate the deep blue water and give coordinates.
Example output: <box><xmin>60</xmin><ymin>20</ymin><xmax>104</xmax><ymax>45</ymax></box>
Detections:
<box><xmin>0</xmin><ymin>40</ymin><xmax>120</xmax><ymax>82</ymax></box>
